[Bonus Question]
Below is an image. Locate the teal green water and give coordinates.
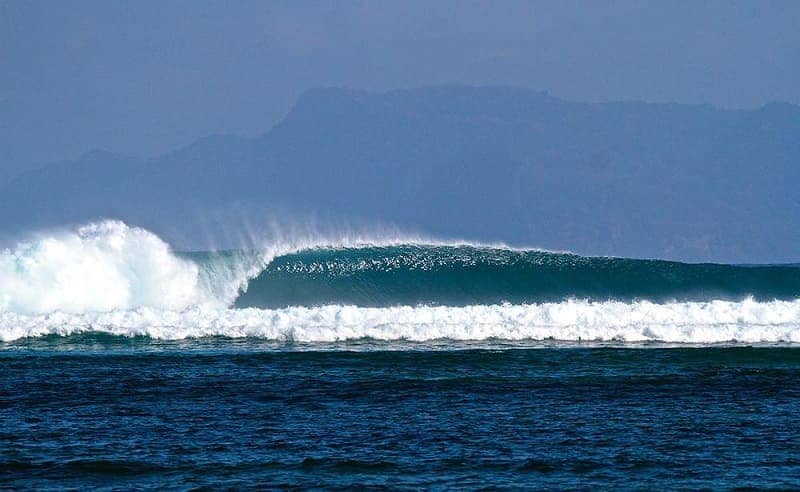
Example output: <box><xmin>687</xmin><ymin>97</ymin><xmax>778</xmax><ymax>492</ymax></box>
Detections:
<box><xmin>234</xmin><ymin>245</ymin><xmax>800</xmax><ymax>308</ymax></box>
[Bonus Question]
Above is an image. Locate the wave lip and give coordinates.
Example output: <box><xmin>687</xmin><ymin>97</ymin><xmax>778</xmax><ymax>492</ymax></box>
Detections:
<box><xmin>3</xmin><ymin>299</ymin><xmax>800</xmax><ymax>344</ymax></box>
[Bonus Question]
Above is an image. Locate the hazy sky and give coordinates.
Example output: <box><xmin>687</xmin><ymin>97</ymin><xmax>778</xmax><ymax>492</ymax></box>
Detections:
<box><xmin>2</xmin><ymin>1</ymin><xmax>799</xmax><ymax>181</ymax></box>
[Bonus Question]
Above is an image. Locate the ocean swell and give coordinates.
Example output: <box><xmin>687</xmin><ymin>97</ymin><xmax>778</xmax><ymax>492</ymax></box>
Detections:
<box><xmin>236</xmin><ymin>245</ymin><xmax>800</xmax><ymax>307</ymax></box>
<box><xmin>1</xmin><ymin>220</ymin><xmax>799</xmax><ymax>344</ymax></box>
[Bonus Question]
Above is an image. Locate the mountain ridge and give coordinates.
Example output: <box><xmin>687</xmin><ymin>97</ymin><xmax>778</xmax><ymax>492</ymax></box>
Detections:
<box><xmin>2</xmin><ymin>86</ymin><xmax>798</xmax><ymax>263</ymax></box>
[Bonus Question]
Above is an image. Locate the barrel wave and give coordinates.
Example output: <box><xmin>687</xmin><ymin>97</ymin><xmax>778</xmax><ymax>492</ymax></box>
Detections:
<box><xmin>2</xmin><ymin>220</ymin><xmax>800</xmax><ymax>344</ymax></box>
<box><xmin>235</xmin><ymin>245</ymin><xmax>800</xmax><ymax>308</ymax></box>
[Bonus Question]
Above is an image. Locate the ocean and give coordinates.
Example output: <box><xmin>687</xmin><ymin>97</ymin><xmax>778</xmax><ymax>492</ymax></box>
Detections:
<box><xmin>2</xmin><ymin>220</ymin><xmax>800</xmax><ymax>488</ymax></box>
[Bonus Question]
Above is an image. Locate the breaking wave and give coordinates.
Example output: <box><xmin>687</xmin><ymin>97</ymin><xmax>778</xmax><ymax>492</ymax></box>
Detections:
<box><xmin>1</xmin><ymin>220</ymin><xmax>799</xmax><ymax>343</ymax></box>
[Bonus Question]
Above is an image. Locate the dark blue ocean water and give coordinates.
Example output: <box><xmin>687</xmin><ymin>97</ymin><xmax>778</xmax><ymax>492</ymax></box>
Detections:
<box><xmin>3</xmin><ymin>339</ymin><xmax>800</xmax><ymax>489</ymax></box>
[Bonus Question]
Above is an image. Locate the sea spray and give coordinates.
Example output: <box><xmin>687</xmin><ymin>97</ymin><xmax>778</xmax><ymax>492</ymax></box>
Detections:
<box><xmin>0</xmin><ymin>221</ymin><xmax>209</xmax><ymax>313</ymax></box>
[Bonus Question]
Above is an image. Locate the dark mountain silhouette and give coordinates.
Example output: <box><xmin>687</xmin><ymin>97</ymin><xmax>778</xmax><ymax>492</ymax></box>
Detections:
<box><xmin>1</xmin><ymin>86</ymin><xmax>798</xmax><ymax>262</ymax></box>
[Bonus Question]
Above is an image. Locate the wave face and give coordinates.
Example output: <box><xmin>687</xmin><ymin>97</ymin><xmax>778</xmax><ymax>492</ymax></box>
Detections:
<box><xmin>2</xmin><ymin>220</ymin><xmax>800</xmax><ymax>344</ymax></box>
<box><xmin>236</xmin><ymin>245</ymin><xmax>800</xmax><ymax>308</ymax></box>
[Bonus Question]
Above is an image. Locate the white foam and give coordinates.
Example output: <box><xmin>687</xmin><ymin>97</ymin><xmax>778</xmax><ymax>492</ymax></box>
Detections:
<box><xmin>2</xmin><ymin>299</ymin><xmax>800</xmax><ymax>343</ymax></box>
<box><xmin>0</xmin><ymin>221</ymin><xmax>216</xmax><ymax>313</ymax></box>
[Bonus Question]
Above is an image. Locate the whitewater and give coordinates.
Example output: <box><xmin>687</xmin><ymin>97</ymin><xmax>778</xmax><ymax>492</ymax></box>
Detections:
<box><xmin>1</xmin><ymin>220</ymin><xmax>799</xmax><ymax>344</ymax></box>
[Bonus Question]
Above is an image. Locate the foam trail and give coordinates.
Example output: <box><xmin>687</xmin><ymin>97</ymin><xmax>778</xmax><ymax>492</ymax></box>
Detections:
<box><xmin>2</xmin><ymin>299</ymin><xmax>800</xmax><ymax>343</ymax></box>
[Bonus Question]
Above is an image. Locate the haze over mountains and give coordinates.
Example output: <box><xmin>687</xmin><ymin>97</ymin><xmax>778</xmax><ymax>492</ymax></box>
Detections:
<box><xmin>2</xmin><ymin>86</ymin><xmax>798</xmax><ymax>263</ymax></box>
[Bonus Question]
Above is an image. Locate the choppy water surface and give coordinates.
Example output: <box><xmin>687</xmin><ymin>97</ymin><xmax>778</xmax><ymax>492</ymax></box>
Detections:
<box><xmin>3</xmin><ymin>341</ymin><xmax>800</xmax><ymax>489</ymax></box>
